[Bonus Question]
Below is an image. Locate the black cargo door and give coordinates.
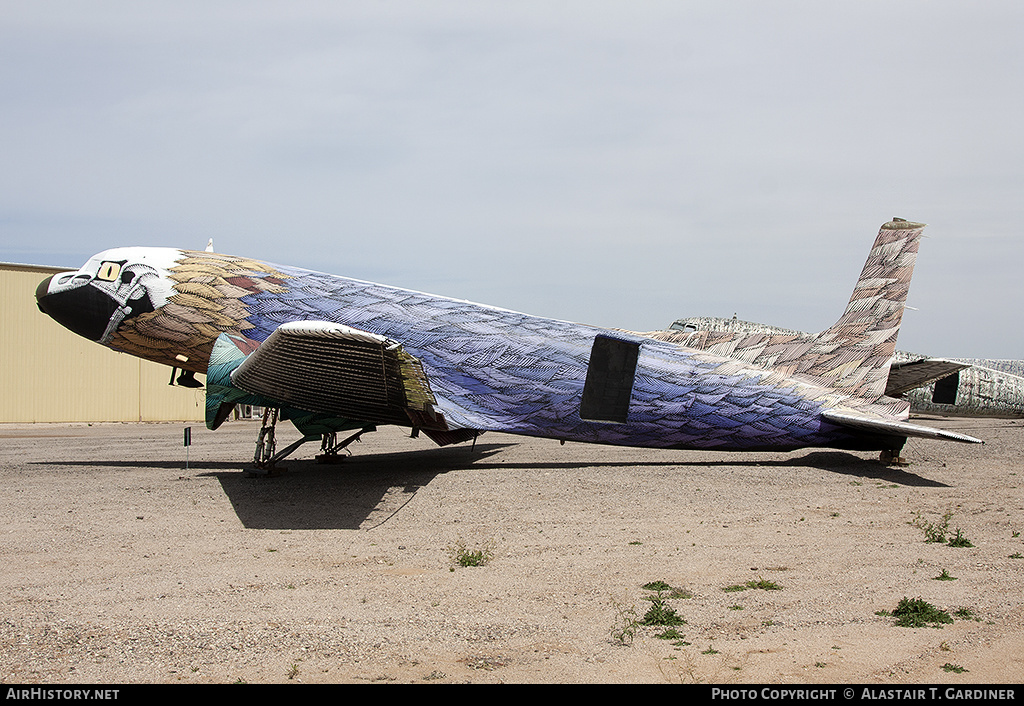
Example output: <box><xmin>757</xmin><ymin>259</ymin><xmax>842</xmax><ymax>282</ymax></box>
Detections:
<box><xmin>580</xmin><ymin>335</ymin><xmax>640</xmax><ymax>423</ymax></box>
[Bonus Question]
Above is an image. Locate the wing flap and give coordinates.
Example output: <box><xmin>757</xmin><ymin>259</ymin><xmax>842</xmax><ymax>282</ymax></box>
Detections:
<box><xmin>231</xmin><ymin>321</ymin><xmax>449</xmax><ymax>430</ymax></box>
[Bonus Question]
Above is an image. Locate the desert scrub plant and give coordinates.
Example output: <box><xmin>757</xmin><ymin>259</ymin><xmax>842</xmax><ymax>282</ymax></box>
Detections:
<box><xmin>610</xmin><ymin>600</ymin><xmax>641</xmax><ymax>645</ymax></box>
<box><xmin>654</xmin><ymin>627</ymin><xmax>685</xmax><ymax>641</ymax></box>
<box><xmin>912</xmin><ymin>511</ymin><xmax>973</xmax><ymax>547</ymax></box>
<box><xmin>912</xmin><ymin>510</ymin><xmax>953</xmax><ymax>543</ymax></box>
<box><xmin>636</xmin><ymin>581</ymin><xmax>686</xmax><ymax>627</ymax></box>
<box><xmin>642</xmin><ymin>580</ymin><xmax>692</xmax><ymax>599</ymax></box>
<box><xmin>954</xmin><ymin>607</ymin><xmax>980</xmax><ymax>622</ymax></box>
<box><xmin>449</xmin><ymin>538</ymin><xmax>495</xmax><ymax>567</ymax></box>
<box><xmin>933</xmin><ymin>568</ymin><xmax>957</xmax><ymax>581</ymax></box>
<box><xmin>611</xmin><ymin>583</ymin><xmax>691</xmax><ymax>645</ymax></box>
<box><xmin>947</xmin><ymin>528</ymin><xmax>974</xmax><ymax>548</ymax></box>
<box><xmin>881</xmin><ymin>597</ymin><xmax>953</xmax><ymax>628</ymax></box>
<box><xmin>723</xmin><ymin>577</ymin><xmax>782</xmax><ymax>592</ymax></box>
<box><xmin>641</xmin><ymin>595</ymin><xmax>686</xmax><ymax>627</ymax></box>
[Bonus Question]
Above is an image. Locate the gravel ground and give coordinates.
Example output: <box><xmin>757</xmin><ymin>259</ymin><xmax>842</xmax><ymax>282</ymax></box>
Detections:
<box><xmin>1</xmin><ymin>417</ymin><xmax>1022</xmax><ymax>684</ymax></box>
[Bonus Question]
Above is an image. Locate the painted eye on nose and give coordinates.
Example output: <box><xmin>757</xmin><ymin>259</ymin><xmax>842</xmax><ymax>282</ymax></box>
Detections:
<box><xmin>97</xmin><ymin>261</ymin><xmax>123</xmax><ymax>282</ymax></box>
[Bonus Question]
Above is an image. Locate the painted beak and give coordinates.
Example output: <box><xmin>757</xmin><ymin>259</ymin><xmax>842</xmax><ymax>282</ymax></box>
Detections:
<box><xmin>36</xmin><ymin>273</ymin><xmax>121</xmax><ymax>341</ymax></box>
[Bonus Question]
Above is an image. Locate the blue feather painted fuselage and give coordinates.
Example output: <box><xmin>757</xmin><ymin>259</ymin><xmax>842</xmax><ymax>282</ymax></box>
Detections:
<box><xmin>34</xmin><ymin>244</ymin><xmax>942</xmax><ymax>454</ymax></box>
<box><xmin>209</xmin><ymin>257</ymin><xmax>866</xmax><ymax>451</ymax></box>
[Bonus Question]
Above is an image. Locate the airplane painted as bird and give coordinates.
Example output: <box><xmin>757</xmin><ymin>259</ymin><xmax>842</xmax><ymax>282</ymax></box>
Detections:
<box><xmin>35</xmin><ymin>217</ymin><xmax>981</xmax><ymax>466</ymax></box>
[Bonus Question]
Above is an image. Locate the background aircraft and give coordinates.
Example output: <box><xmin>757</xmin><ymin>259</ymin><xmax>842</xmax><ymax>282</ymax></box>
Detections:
<box><xmin>652</xmin><ymin>316</ymin><xmax>1024</xmax><ymax>419</ymax></box>
<box><xmin>36</xmin><ymin>218</ymin><xmax>981</xmax><ymax>468</ymax></box>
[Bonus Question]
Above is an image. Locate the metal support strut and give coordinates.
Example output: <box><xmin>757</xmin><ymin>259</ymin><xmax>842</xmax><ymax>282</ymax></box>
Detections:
<box><xmin>253</xmin><ymin>407</ymin><xmax>280</xmax><ymax>469</ymax></box>
<box><xmin>316</xmin><ymin>426</ymin><xmax>377</xmax><ymax>464</ymax></box>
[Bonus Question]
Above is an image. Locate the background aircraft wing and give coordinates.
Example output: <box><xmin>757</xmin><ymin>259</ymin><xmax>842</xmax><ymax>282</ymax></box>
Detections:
<box><xmin>230</xmin><ymin>321</ymin><xmax>470</xmax><ymax>443</ymax></box>
<box><xmin>885</xmin><ymin>358</ymin><xmax>971</xmax><ymax>396</ymax></box>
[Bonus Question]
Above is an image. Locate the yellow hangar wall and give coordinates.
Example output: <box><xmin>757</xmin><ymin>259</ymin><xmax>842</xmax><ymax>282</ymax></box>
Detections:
<box><xmin>1</xmin><ymin>263</ymin><xmax>205</xmax><ymax>423</ymax></box>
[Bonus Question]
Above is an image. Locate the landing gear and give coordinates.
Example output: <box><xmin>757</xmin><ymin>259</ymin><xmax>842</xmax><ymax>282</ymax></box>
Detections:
<box><xmin>879</xmin><ymin>449</ymin><xmax>908</xmax><ymax>466</ymax></box>
<box><xmin>316</xmin><ymin>426</ymin><xmax>376</xmax><ymax>464</ymax></box>
<box><xmin>246</xmin><ymin>408</ymin><xmax>377</xmax><ymax>476</ymax></box>
<box><xmin>248</xmin><ymin>408</ymin><xmax>297</xmax><ymax>475</ymax></box>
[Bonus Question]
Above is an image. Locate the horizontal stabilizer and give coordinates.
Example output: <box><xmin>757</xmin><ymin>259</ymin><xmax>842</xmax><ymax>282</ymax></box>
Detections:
<box><xmin>886</xmin><ymin>358</ymin><xmax>970</xmax><ymax>397</ymax></box>
<box><xmin>821</xmin><ymin>409</ymin><xmax>982</xmax><ymax>444</ymax></box>
<box><xmin>231</xmin><ymin>321</ymin><xmax>451</xmax><ymax>431</ymax></box>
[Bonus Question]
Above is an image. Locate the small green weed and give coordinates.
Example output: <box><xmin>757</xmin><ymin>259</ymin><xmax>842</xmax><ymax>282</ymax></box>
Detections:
<box><xmin>641</xmin><ymin>597</ymin><xmax>686</xmax><ymax>627</ymax></box>
<box><xmin>610</xmin><ymin>601</ymin><xmax>640</xmax><ymax>646</ymax></box>
<box><xmin>642</xmin><ymin>580</ymin><xmax>673</xmax><ymax>591</ymax></box>
<box><xmin>913</xmin><ymin>511</ymin><xmax>953</xmax><ymax>543</ymax></box>
<box><xmin>449</xmin><ymin>539</ymin><xmax>495</xmax><ymax>567</ymax></box>
<box><xmin>886</xmin><ymin>597</ymin><xmax>953</xmax><ymax>628</ymax></box>
<box><xmin>724</xmin><ymin>577</ymin><xmax>782</xmax><ymax>592</ymax></box>
<box><xmin>746</xmin><ymin>577</ymin><xmax>782</xmax><ymax>591</ymax></box>
<box><xmin>933</xmin><ymin>569</ymin><xmax>956</xmax><ymax>581</ymax></box>
<box><xmin>612</xmin><ymin>582</ymin><xmax>691</xmax><ymax>645</ymax></box>
<box><xmin>947</xmin><ymin>528</ymin><xmax>974</xmax><ymax>548</ymax></box>
<box><xmin>954</xmin><ymin>607</ymin><xmax>980</xmax><ymax>621</ymax></box>
<box><xmin>641</xmin><ymin>581</ymin><xmax>692</xmax><ymax>599</ymax></box>
<box><xmin>942</xmin><ymin>663</ymin><xmax>968</xmax><ymax>674</ymax></box>
<box><xmin>655</xmin><ymin>627</ymin><xmax>685</xmax><ymax>640</ymax></box>
<box><xmin>912</xmin><ymin>511</ymin><xmax>973</xmax><ymax>547</ymax></box>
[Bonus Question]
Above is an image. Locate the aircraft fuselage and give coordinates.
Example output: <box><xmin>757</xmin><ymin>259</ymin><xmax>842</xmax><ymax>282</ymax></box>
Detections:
<box><xmin>36</xmin><ymin>237</ymin><xmax>977</xmax><ymax>454</ymax></box>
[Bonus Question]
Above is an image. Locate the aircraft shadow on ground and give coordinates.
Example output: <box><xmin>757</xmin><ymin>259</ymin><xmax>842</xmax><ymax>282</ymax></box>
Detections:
<box><xmin>212</xmin><ymin>442</ymin><xmax>516</xmax><ymax>530</ymax></box>
<box><xmin>34</xmin><ymin>445</ymin><xmax>946</xmax><ymax>531</ymax></box>
<box><xmin>216</xmin><ymin>447</ymin><xmax>946</xmax><ymax>529</ymax></box>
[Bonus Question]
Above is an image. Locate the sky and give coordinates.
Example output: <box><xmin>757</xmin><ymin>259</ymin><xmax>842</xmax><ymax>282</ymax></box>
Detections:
<box><xmin>2</xmin><ymin>1</ymin><xmax>1022</xmax><ymax>358</ymax></box>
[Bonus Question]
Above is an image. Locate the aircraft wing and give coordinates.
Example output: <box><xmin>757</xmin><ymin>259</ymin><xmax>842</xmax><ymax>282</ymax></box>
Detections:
<box><xmin>821</xmin><ymin>409</ymin><xmax>982</xmax><ymax>444</ymax></box>
<box><xmin>885</xmin><ymin>358</ymin><xmax>971</xmax><ymax>396</ymax></box>
<box><xmin>230</xmin><ymin>321</ymin><xmax>473</xmax><ymax>444</ymax></box>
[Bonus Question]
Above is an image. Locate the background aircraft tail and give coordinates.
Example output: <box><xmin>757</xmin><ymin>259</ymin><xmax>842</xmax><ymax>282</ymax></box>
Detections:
<box><xmin>776</xmin><ymin>218</ymin><xmax>925</xmax><ymax>400</ymax></box>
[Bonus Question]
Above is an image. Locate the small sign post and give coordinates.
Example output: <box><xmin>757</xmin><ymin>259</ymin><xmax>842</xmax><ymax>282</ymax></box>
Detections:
<box><xmin>184</xmin><ymin>426</ymin><xmax>192</xmax><ymax>470</ymax></box>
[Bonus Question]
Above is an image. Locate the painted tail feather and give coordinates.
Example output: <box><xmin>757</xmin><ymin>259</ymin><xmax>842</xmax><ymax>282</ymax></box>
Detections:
<box><xmin>775</xmin><ymin>218</ymin><xmax>925</xmax><ymax>400</ymax></box>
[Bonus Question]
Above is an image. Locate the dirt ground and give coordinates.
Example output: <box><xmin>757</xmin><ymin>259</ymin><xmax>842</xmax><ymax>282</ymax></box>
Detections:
<box><xmin>1</xmin><ymin>417</ymin><xmax>1022</xmax><ymax>685</ymax></box>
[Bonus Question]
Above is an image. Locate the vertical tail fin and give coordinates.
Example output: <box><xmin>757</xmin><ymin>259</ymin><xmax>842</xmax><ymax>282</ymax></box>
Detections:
<box><xmin>785</xmin><ymin>218</ymin><xmax>925</xmax><ymax>399</ymax></box>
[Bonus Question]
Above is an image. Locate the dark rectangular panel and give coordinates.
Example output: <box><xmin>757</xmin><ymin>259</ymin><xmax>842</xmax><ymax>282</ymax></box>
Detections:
<box><xmin>932</xmin><ymin>370</ymin><xmax>959</xmax><ymax>405</ymax></box>
<box><xmin>580</xmin><ymin>336</ymin><xmax>640</xmax><ymax>423</ymax></box>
